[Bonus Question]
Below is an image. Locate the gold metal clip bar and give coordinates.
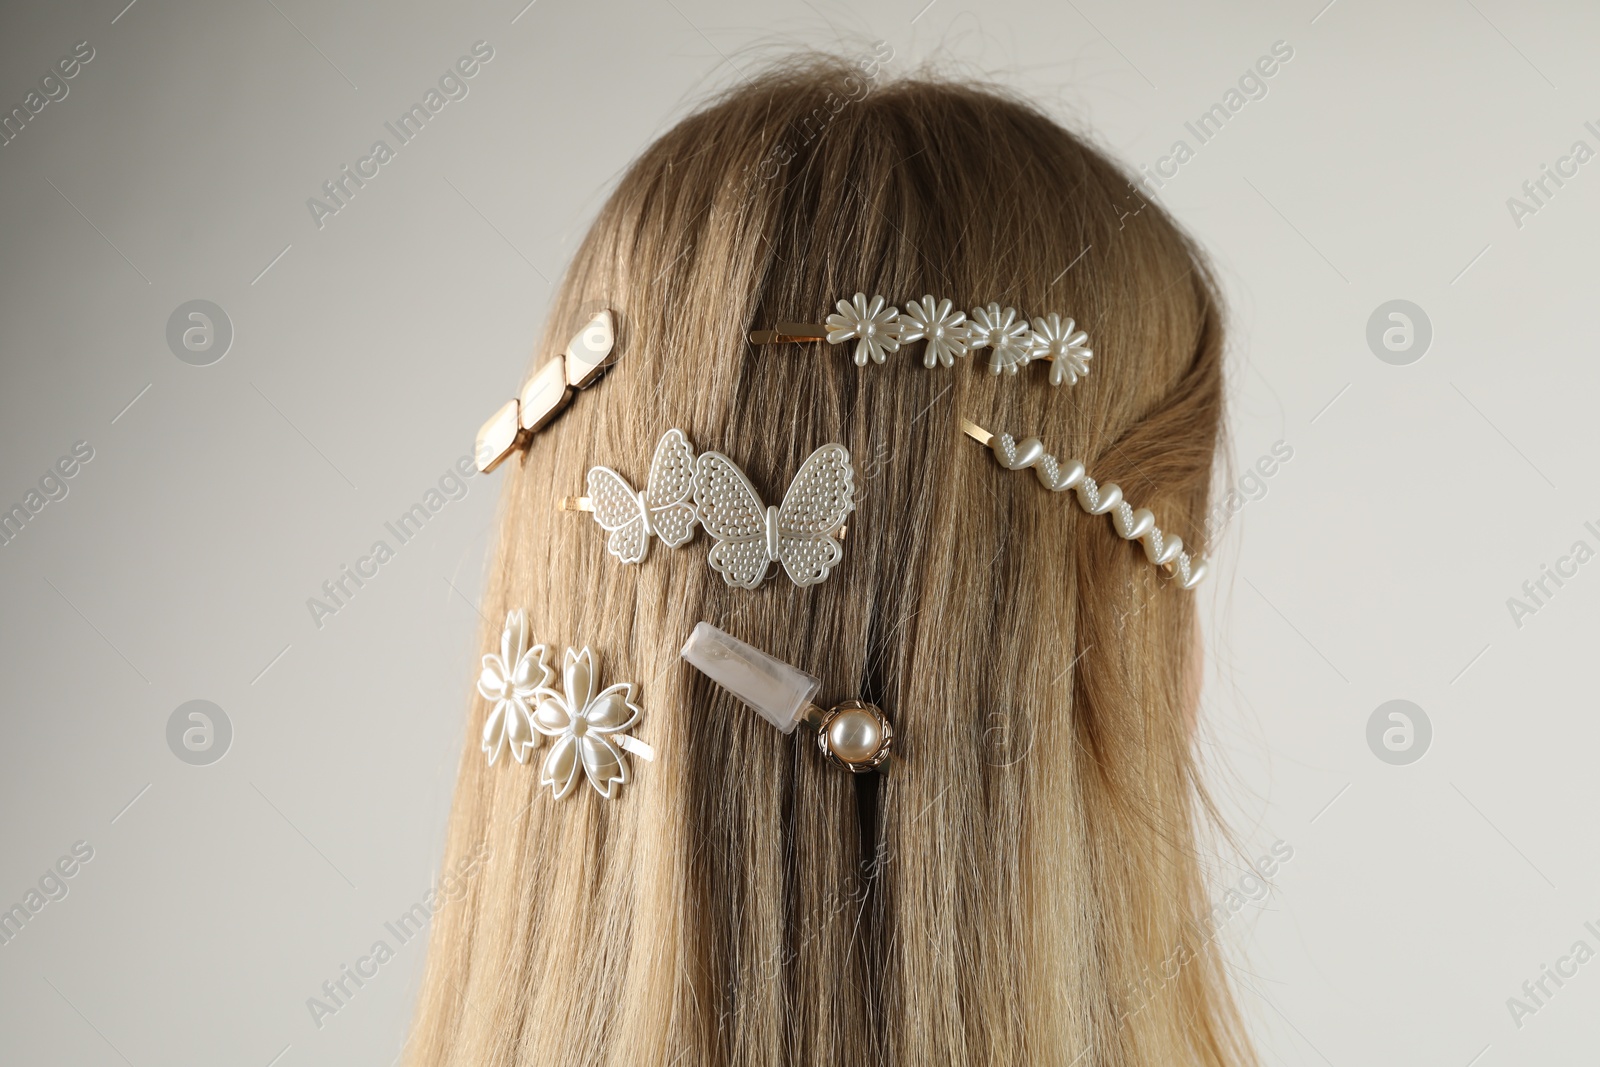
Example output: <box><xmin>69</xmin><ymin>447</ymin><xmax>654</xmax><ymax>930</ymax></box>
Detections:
<box><xmin>749</xmin><ymin>322</ymin><xmax>830</xmax><ymax>344</ymax></box>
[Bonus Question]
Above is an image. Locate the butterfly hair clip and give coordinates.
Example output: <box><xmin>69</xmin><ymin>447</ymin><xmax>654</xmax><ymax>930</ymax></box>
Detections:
<box><xmin>694</xmin><ymin>443</ymin><xmax>854</xmax><ymax>589</ymax></box>
<box><xmin>560</xmin><ymin>428</ymin><xmax>698</xmax><ymax>564</ymax></box>
<box><xmin>562</xmin><ymin>430</ymin><xmax>855</xmax><ymax>589</ymax></box>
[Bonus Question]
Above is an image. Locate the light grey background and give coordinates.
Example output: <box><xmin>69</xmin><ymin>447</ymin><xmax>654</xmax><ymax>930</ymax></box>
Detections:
<box><xmin>1</xmin><ymin>0</ymin><xmax>1595</xmax><ymax>1064</ymax></box>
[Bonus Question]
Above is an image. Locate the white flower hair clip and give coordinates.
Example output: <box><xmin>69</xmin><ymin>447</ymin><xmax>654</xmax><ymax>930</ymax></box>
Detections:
<box><xmin>961</xmin><ymin>419</ymin><xmax>1208</xmax><ymax>589</ymax></box>
<box><xmin>752</xmin><ymin>291</ymin><xmax>1093</xmax><ymax>385</ymax></box>
<box><xmin>533</xmin><ymin>646</ymin><xmax>654</xmax><ymax>800</ymax></box>
<box><xmin>478</xmin><ymin>609</ymin><xmax>551</xmax><ymax>766</ymax></box>
<box><xmin>479</xmin><ymin>611</ymin><xmax>655</xmax><ymax>800</ymax></box>
<box><xmin>561</xmin><ymin>431</ymin><xmax>855</xmax><ymax>590</ymax></box>
<box><xmin>680</xmin><ymin>622</ymin><xmax>893</xmax><ymax>773</ymax></box>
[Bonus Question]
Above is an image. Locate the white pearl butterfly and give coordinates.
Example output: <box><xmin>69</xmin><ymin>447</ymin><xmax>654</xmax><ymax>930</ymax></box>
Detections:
<box><xmin>692</xmin><ymin>444</ymin><xmax>855</xmax><ymax>589</ymax></box>
<box><xmin>584</xmin><ymin>428</ymin><xmax>698</xmax><ymax>564</ymax></box>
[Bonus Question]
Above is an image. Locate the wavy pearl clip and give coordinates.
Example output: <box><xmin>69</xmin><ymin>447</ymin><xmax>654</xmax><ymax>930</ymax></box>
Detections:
<box><xmin>751</xmin><ymin>292</ymin><xmax>1092</xmax><ymax>385</ymax></box>
<box><xmin>962</xmin><ymin>419</ymin><xmax>1208</xmax><ymax>590</ymax></box>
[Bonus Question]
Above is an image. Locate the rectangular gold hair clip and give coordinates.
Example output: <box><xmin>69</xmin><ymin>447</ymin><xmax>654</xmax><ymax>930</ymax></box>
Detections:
<box><xmin>473</xmin><ymin>309</ymin><xmax>617</xmax><ymax>473</ymax></box>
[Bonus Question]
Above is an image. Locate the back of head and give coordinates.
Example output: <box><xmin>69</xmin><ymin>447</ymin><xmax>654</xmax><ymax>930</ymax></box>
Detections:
<box><xmin>408</xmin><ymin>53</ymin><xmax>1246</xmax><ymax>1067</ymax></box>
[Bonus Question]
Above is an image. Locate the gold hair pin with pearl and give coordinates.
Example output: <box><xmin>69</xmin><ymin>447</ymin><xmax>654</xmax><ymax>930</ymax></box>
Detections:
<box><xmin>680</xmin><ymin>622</ymin><xmax>893</xmax><ymax>773</ymax></box>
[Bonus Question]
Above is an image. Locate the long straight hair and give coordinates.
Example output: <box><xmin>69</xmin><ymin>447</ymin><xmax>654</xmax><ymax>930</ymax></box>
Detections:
<box><xmin>405</xmin><ymin>54</ymin><xmax>1251</xmax><ymax>1067</ymax></box>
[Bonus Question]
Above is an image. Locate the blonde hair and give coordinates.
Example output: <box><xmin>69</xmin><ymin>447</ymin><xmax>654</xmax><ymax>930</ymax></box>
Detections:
<box><xmin>405</xmin><ymin>54</ymin><xmax>1251</xmax><ymax>1067</ymax></box>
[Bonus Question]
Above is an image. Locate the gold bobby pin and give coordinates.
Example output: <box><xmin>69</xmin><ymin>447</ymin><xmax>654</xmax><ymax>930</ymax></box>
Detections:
<box><xmin>748</xmin><ymin>322</ymin><xmax>829</xmax><ymax>345</ymax></box>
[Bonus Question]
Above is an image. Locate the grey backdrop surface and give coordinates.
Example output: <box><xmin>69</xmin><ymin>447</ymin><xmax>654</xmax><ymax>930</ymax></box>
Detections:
<box><xmin>2</xmin><ymin>0</ymin><xmax>1597</xmax><ymax>1064</ymax></box>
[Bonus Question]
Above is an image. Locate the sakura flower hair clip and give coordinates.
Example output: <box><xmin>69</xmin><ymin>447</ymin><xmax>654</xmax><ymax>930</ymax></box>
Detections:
<box><xmin>478</xmin><ymin>610</ymin><xmax>655</xmax><ymax>800</ymax></box>
<box><xmin>680</xmin><ymin>622</ymin><xmax>893</xmax><ymax>773</ymax></box>
<box><xmin>751</xmin><ymin>291</ymin><xmax>1093</xmax><ymax>386</ymax></box>
<box><xmin>478</xmin><ymin>609</ymin><xmax>549</xmax><ymax>767</ymax></box>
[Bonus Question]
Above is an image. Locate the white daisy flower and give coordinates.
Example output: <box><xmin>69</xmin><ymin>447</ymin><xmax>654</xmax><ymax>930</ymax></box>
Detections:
<box><xmin>899</xmin><ymin>295</ymin><xmax>971</xmax><ymax>368</ymax></box>
<box><xmin>967</xmin><ymin>303</ymin><xmax>1032</xmax><ymax>375</ymax></box>
<box><xmin>1029</xmin><ymin>313</ymin><xmax>1093</xmax><ymax>387</ymax></box>
<box><xmin>825</xmin><ymin>292</ymin><xmax>903</xmax><ymax>366</ymax></box>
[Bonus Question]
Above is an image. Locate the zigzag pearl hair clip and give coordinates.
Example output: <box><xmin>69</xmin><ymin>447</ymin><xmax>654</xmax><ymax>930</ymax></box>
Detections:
<box><xmin>474</xmin><ymin>308</ymin><xmax>617</xmax><ymax>474</ymax></box>
<box><xmin>478</xmin><ymin>609</ymin><xmax>654</xmax><ymax>800</ymax></box>
<box><xmin>680</xmin><ymin>622</ymin><xmax>893</xmax><ymax>773</ymax></box>
<box><xmin>961</xmin><ymin>419</ymin><xmax>1208</xmax><ymax>590</ymax></box>
<box><xmin>560</xmin><ymin>429</ymin><xmax>855</xmax><ymax>589</ymax></box>
<box><xmin>751</xmin><ymin>292</ymin><xmax>1092</xmax><ymax>385</ymax></box>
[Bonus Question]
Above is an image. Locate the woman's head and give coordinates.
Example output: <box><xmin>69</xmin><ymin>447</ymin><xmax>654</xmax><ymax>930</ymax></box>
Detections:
<box><xmin>409</xmin><ymin>53</ymin><xmax>1246</xmax><ymax>1066</ymax></box>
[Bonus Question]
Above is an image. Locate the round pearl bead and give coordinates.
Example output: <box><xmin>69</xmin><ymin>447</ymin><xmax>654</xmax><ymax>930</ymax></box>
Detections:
<box><xmin>827</xmin><ymin>707</ymin><xmax>883</xmax><ymax>764</ymax></box>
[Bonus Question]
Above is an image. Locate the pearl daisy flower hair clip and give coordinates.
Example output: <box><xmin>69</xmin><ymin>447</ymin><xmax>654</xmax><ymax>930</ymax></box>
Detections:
<box><xmin>751</xmin><ymin>291</ymin><xmax>1093</xmax><ymax>386</ymax></box>
<box><xmin>479</xmin><ymin>610</ymin><xmax>655</xmax><ymax>800</ymax></box>
<box><xmin>961</xmin><ymin>419</ymin><xmax>1208</xmax><ymax>589</ymax></box>
<box><xmin>560</xmin><ymin>429</ymin><xmax>855</xmax><ymax>589</ymax></box>
<box><xmin>680</xmin><ymin>622</ymin><xmax>893</xmax><ymax>773</ymax></box>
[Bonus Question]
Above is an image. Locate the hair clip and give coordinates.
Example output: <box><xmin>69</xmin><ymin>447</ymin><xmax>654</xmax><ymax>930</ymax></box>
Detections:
<box><xmin>558</xmin><ymin>428</ymin><xmax>698</xmax><ymax>564</ymax></box>
<box><xmin>479</xmin><ymin>609</ymin><xmax>550</xmax><ymax>766</ymax></box>
<box><xmin>560</xmin><ymin>433</ymin><xmax>854</xmax><ymax>588</ymax></box>
<box><xmin>751</xmin><ymin>292</ymin><xmax>1092</xmax><ymax>385</ymax></box>
<box><xmin>533</xmin><ymin>645</ymin><xmax>653</xmax><ymax>800</ymax></box>
<box><xmin>961</xmin><ymin>419</ymin><xmax>1208</xmax><ymax>589</ymax></box>
<box><xmin>479</xmin><ymin>610</ymin><xmax>654</xmax><ymax>800</ymax></box>
<box><xmin>474</xmin><ymin>308</ymin><xmax>617</xmax><ymax>473</ymax></box>
<box><xmin>680</xmin><ymin>622</ymin><xmax>892</xmax><ymax>773</ymax></box>
<box><xmin>694</xmin><ymin>443</ymin><xmax>854</xmax><ymax>589</ymax></box>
